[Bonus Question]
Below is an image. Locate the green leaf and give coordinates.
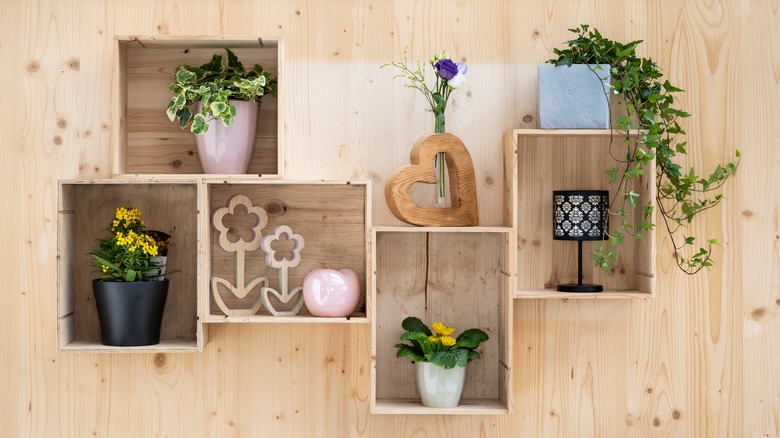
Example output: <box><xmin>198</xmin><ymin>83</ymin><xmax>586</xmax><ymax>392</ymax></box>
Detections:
<box><xmin>627</xmin><ymin>190</ymin><xmax>639</xmax><ymax>207</ymax></box>
<box><xmin>401</xmin><ymin>317</ymin><xmax>432</xmax><ymax>336</ymax></box>
<box><xmin>191</xmin><ymin>113</ymin><xmax>209</xmax><ymax>134</ymax></box>
<box><xmin>200</xmin><ymin>54</ymin><xmax>223</xmax><ymax>75</ymax></box>
<box><xmin>426</xmin><ymin>351</ymin><xmax>467</xmax><ymax>369</ymax></box>
<box><xmin>456</xmin><ymin>328</ymin><xmax>489</xmax><ymax>349</ymax></box>
<box><xmin>395</xmin><ymin>344</ymin><xmax>425</xmax><ymax>362</ymax></box>
<box><xmin>209</xmin><ymin>101</ymin><xmax>228</xmax><ymax>116</ymax></box>
<box><xmin>400</xmin><ymin>331</ymin><xmax>433</xmax><ymax>355</ymax></box>
<box><xmin>177</xmin><ymin>106</ymin><xmax>192</xmax><ymax>128</ymax></box>
<box><xmin>226</xmin><ymin>48</ymin><xmax>244</xmax><ymax>73</ymax></box>
<box><xmin>605</xmin><ymin>168</ymin><xmax>618</xmax><ymax>183</ymax></box>
<box><xmin>175</xmin><ymin>69</ymin><xmax>196</xmax><ymax>84</ymax></box>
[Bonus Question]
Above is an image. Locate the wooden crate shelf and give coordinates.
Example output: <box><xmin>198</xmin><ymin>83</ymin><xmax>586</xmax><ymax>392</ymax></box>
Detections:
<box><xmin>504</xmin><ymin>129</ymin><xmax>656</xmax><ymax>299</ymax></box>
<box><xmin>114</xmin><ymin>36</ymin><xmax>283</xmax><ymax>178</ymax></box>
<box><xmin>371</xmin><ymin>230</ymin><xmax>513</xmax><ymax>415</ymax></box>
<box><xmin>201</xmin><ymin>180</ymin><xmax>371</xmax><ymax>323</ymax></box>
<box><xmin>57</xmin><ymin>180</ymin><xmax>204</xmax><ymax>352</ymax></box>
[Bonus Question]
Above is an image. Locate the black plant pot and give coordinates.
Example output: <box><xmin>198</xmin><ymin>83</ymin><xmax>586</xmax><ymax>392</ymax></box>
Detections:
<box><xmin>92</xmin><ymin>279</ymin><xmax>169</xmax><ymax>346</ymax></box>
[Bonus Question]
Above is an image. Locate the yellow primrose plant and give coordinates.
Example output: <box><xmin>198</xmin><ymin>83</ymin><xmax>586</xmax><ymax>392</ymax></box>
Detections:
<box><xmin>89</xmin><ymin>206</ymin><xmax>173</xmax><ymax>282</ymax></box>
<box><xmin>394</xmin><ymin>317</ymin><xmax>488</xmax><ymax>369</ymax></box>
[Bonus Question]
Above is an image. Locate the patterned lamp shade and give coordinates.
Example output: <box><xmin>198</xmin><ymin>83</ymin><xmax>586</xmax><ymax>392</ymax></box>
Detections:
<box><xmin>552</xmin><ymin>190</ymin><xmax>609</xmax><ymax>293</ymax></box>
<box><xmin>553</xmin><ymin>190</ymin><xmax>609</xmax><ymax>241</ymax></box>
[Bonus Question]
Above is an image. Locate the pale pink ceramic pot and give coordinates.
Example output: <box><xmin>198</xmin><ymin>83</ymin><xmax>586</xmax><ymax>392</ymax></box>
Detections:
<box><xmin>194</xmin><ymin>100</ymin><xmax>258</xmax><ymax>174</ymax></box>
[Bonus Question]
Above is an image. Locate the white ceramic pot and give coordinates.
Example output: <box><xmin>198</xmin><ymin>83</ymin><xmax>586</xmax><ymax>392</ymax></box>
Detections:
<box><xmin>194</xmin><ymin>100</ymin><xmax>258</xmax><ymax>174</ymax></box>
<box><xmin>415</xmin><ymin>362</ymin><xmax>466</xmax><ymax>408</ymax></box>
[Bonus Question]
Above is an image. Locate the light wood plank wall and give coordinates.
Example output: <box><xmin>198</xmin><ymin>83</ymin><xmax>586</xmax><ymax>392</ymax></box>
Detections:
<box><xmin>1</xmin><ymin>0</ymin><xmax>777</xmax><ymax>436</ymax></box>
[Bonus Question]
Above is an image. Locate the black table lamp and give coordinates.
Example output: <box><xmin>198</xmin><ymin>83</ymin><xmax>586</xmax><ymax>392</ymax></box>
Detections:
<box><xmin>552</xmin><ymin>190</ymin><xmax>609</xmax><ymax>292</ymax></box>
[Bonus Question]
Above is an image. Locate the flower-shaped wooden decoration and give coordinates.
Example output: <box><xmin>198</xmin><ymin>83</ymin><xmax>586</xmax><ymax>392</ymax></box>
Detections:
<box><xmin>210</xmin><ymin>194</ymin><xmax>269</xmax><ymax>317</ymax></box>
<box><xmin>259</xmin><ymin>225</ymin><xmax>306</xmax><ymax>316</ymax></box>
<box><xmin>212</xmin><ymin>194</ymin><xmax>267</xmax><ymax>253</ymax></box>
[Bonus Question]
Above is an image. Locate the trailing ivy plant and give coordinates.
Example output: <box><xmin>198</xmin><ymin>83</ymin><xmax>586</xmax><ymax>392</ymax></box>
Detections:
<box><xmin>549</xmin><ymin>25</ymin><xmax>740</xmax><ymax>275</ymax></box>
<box><xmin>167</xmin><ymin>48</ymin><xmax>277</xmax><ymax>135</ymax></box>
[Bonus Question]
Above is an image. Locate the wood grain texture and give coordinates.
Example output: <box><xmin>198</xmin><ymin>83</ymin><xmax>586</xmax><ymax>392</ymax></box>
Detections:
<box><xmin>58</xmin><ymin>181</ymin><xmax>201</xmax><ymax>350</ymax></box>
<box><xmin>2</xmin><ymin>0</ymin><xmax>777</xmax><ymax>437</ymax></box>
<box><xmin>507</xmin><ymin>129</ymin><xmax>655</xmax><ymax>297</ymax></box>
<box><xmin>373</xmin><ymin>231</ymin><xmax>511</xmax><ymax>414</ymax></box>
<box><xmin>385</xmin><ymin>133</ymin><xmax>479</xmax><ymax>226</ymax></box>
<box><xmin>120</xmin><ymin>40</ymin><xmax>280</xmax><ymax>176</ymax></box>
<box><xmin>206</xmin><ymin>182</ymin><xmax>368</xmax><ymax>320</ymax></box>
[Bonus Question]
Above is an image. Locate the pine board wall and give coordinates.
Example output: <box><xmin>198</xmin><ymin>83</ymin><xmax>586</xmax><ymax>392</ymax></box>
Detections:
<box><xmin>1</xmin><ymin>0</ymin><xmax>778</xmax><ymax>436</ymax></box>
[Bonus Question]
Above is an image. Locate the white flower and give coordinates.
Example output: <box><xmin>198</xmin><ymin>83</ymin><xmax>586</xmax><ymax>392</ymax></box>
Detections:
<box><xmin>448</xmin><ymin>72</ymin><xmax>466</xmax><ymax>89</ymax></box>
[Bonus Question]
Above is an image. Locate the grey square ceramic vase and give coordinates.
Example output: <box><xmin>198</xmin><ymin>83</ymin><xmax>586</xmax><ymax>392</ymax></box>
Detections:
<box><xmin>538</xmin><ymin>64</ymin><xmax>612</xmax><ymax>129</ymax></box>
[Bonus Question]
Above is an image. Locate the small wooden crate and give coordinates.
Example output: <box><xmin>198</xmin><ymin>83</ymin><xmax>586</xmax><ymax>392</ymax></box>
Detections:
<box><xmin>201</xmin><ymin>180</ymin><xmax>371</xmax><ymax>323</ymax></box>
<box><xmin>114</xmin><ymin>36</ymin><xmax>283</xmax><ymax>178</ymax></box>
<box><xmin>371</xmin><ymin>228</ymin><xmax>513</xmax><ymax>415</ymax></box>
<box><xmin>57</xmin><ymin>180</ymin><xmax>204</xmax><ymax>352</ymax></box>
<box><xmin>504</xmin><ymin>129</ymin><xmax>656</xmax><ymax>299</ymax></box>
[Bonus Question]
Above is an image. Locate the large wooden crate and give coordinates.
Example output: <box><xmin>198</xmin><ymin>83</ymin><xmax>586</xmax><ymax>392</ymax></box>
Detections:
<box><xmin>504</xmin><ymin>129</ymin><xmax>656</xmax><ymax>299</ymax></box>
<box><xmin>201</xmin><ymin>180</ymin><xmax>371</xmax><ymax>323</ymax></box>
<box><xmin>371</xmin><ymin>228</ymin><xmax>513</xmax><ymax>415</ymax></box>
<box><xmin>57</xmin><ymin>180</ymin><xmax>203</xmax><ymax>352</ymax></box>
<box><xmin>114</xmin><ymin>36</ymin><xmax>282</xmax><ymax>178</ymax></box>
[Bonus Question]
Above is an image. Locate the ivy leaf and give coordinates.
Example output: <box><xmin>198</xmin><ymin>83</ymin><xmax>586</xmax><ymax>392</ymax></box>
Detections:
<box><xmin>191</xmin><ymin>114</ymin><xmax>209</xmax><ymax>134</ymax></box>
<box><xmin>210</xmin><ymin>101</ymin><xmax>228</xmax><ymax>116</ymax></box>
<box><xmin>605</xmin><ymin>167</ymin><xmax>618</xmax><ymax>183</ymax></box>
<box><xmin>225</xmin><ymin>48</ymin><xmax>244</xmax><ymax>74</ymax></box>
<box><xmin>176</xmin><ymin>106</ymin><xmax>192</xmax><ymax>129</ymax></box>
<box><xmin>175</xmin><ymin>68</ymin><xmax>197</xmax><ymax>84</ymax></box>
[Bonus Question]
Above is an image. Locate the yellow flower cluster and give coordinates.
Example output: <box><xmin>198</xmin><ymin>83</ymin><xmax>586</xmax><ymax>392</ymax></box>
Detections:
<box><xmin>428</xmin><ymin>334</ymin><xmax>456</xmax><ymax>346</ymax></box>
<box><xmin>432</xmin><ymin>322</ymin><xmax>456</xmax><ymax>336</ymax></box>
<box><xmin>116</xmin><ymin>230</ymin><xmax>159</xmax><ymax>256</ymax></box>
<box><xmin>111</xmin><ymin>206</ymin><xmax>144</xmax><ymax>231</ymax></box>
<box><xmin>429</xmin><ymin>322</ymin><xmax>457</xmax><ymax>347</ymax></box>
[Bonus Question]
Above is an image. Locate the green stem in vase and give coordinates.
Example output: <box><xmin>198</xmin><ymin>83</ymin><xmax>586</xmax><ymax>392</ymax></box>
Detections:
<box><xmin>434</xmin><ymin>109</ymin><xmax>446</xmax><ymax>203</ymax></box>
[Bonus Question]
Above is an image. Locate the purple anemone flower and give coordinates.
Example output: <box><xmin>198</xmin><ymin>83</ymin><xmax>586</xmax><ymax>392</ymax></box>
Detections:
<box><xmin>434</xmin><ymin>59</ymin><xmax>459</xmax><ymax>80</ymax></box>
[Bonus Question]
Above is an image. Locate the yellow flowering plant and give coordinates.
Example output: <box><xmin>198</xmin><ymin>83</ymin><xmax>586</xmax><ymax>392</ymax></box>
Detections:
<box><xmin>89</xmin><ymin>206</ymin><xmax>173</xmax><ymax>282</ymax></box>
<box><xmin>394</xmin><ymin>317</ymin><xmax>488</xmax><ymax>369</ymax></box>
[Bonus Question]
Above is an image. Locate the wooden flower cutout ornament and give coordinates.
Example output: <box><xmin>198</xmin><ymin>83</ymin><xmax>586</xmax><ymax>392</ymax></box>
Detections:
<box><xmin>259</xmin><ymin>225</ymin><xmax>306</xmax><ymax>316</ymax></box>
<box><xmin>385</xmin><ymin>133</ymin><xmax>479</xmax><ymax>226</ymax></box>
<box><xmin>211</xmin><ymin>194</ymin><xmax>269</xmax><ymax>316</ymax></box>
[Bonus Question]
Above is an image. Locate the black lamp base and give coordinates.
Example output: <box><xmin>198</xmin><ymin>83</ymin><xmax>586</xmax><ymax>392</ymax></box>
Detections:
<box><xmin>556</xmin><ymin>284</ymin><xmax>603</xmax><ymax>293</ymax></box>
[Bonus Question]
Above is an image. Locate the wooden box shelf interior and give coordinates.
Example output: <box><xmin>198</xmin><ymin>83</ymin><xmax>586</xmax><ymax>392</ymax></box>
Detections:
<box><xmin>57</xmin><ymin>181</ymin><xmax>202</xmax><ymax>352</ymax></box>
<box><xmin>371</xmin><ymin>230</ymin><xmax>512</xmax><ymax>415</ymax></box>
<box><xmin>116</xmin><ymin>36</ymin><xmax>282</xmax><ymax>177</ymax></box>
<box><xmin>203</xmin><ymin>181</ymin><xmax>370</xmax><ymax>323</ymax></box>
<box><xmin>504</xmin><ymin>129</ymin><xmax>656</xmax><ymax>299</ymax></box>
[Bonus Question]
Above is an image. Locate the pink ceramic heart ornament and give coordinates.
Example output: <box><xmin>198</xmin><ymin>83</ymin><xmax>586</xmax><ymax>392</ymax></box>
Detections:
<box><xmin>302</xmin><ymin>268</ymin><xmax>360</xmax><ymax>317</ymax></box>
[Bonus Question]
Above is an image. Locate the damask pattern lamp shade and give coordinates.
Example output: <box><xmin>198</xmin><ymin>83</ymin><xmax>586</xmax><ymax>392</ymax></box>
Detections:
<box><xmin>553</xmin><ymin>190</ymin><xmax>609</xmax><ymax>292</ymax></box>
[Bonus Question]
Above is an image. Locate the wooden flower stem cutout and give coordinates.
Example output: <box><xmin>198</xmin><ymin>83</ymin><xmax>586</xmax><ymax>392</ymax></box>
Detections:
<box><xmin>211</xmin><ymin>194</ymin><xmax>269</xmax><ymax>317</ymax></box>
<box><xmin>259</xmin><ymin>225</ymin><xmax>306</xmax><ymax>316</ymax></box>
<box><xmin>385</xmin><ymin>133</ymin><xmax>479</xmax><ymax>226</ymax></box>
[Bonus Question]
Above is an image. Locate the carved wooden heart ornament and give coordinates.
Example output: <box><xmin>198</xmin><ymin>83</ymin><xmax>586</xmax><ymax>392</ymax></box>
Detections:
<box><xmin>385</xmin><ymin>133</ymin><xmax>479</xmax><ymax>226</ymax></box>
